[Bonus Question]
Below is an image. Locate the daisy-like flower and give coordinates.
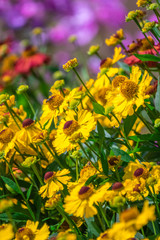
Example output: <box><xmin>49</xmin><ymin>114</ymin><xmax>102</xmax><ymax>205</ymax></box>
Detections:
<box><xmin>0</xmin><ymin>224</ymin><xmax>14</xmax><ymax>240</ymax></box>
<box><xmin>105</xmin><ymin>29</ymin><xmax>124</xmax><ymax>47</ymax></box>
<box><xmin>97</xmin><ymin>201</ymin><xmax>155</xmax><ymax>240</ymax></box>
<box><xmin>100</xmin><ymin>47</ymin><xmax>125</xmax><ymax>70</ymax></box>
<box><xmin>15</xmin><ymin>46</ymin><xmax>50</xmax><ymax>75</ymax></box>
<box><xmin>40</xmin><ymin>88</ymin><xmax>81</xmax><ymax>128</ymax></box>
<box><xmin>1</xmin><ymin>54</ymin><xmax>18</xmax><ymax>83</ymax></box>
<box><xmin>106</xmin><ymin>66</ymin><xmax>152</xmax><ymax>118</ymax></box>
<box><xmin>15</xmin><ymin>220</ymin><xmax>50</xmax><ymax>240</ymax></box>
<box><xmin>53</xmin><ymin>109</ymin><xmax>96</xmax><ymax>155</ymax></box>
<box><xmin>39</xmin><ymin>169</ymin><xmax>71</xmax><ymax>198</ymax></box>
<box><xmin>64</xmin><ymin>184</ymin><xmax>98</xmax><ymax>218</ymax></box>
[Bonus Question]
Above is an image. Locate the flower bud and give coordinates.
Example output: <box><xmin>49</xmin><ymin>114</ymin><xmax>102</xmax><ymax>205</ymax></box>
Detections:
<box><xmin>0</xmin><ymin>94</ymin><xmax>9</xmax><ymax>104</ymax></box>
<box><xmin>17</xmin><ymin>85</ymin><xmax>29</xmax><ymax>94</ymax></box>
<box><xmin>63</xmin><ymin>58</ymin><xmax>78</xmax><ymax>72</ymax></box>
<box><xmin>87</xmin><ymin>45</ymin><xmax>100</xmax><ymax>56</ymax></box>
<box><xmin>142</xmin><ymin>22</ymin><xmax>156</xmax><ymax>33</ymax></box>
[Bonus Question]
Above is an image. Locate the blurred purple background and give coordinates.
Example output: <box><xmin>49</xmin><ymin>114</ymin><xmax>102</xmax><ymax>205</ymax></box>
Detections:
<box><xmin>0</xmin><ymin>0</ymin><xmax>155</xmax><ymax>74</ymax></box>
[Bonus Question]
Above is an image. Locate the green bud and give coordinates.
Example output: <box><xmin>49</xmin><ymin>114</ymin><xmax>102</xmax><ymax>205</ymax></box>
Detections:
<box><xmin>17</xmin><ymin>85</ymin><xmax>29</xmax><ymax>94</ymax></box>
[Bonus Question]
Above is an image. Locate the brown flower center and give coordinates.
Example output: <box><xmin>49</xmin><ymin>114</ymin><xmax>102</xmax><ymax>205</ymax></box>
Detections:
<box><xmin>108</xmin><ymin>156</ymin><xmax>119</xmax><ymax>166</ymax></box>
<box><xmin>63</xmin><ymin>120</ymin><xmax>79</xmax><ymax>136</ymax></box>
<box><xmin>16</xmin><ymin>227</ymin><xmax>35</xmax><ymax>240</ymax></box>
<box><xmin>120</xmin><ymin>80</ymin><xmax>138</xmax><ymax>99</ymax></box>
<box><xmin>78</xmin><ymin>186</ymin><xmax>93</xmax><ymax>200</ymax></box>
<box><xmin>112</xmin><ymin>75</ymin><xmax>128</xmax><ymax>88</ymax></box>
<box><xmin>134</xmin><ymin>168</ymin><xmax>144</xmax><ymax>177</ymax></box>
<box><xmin>46</xmin><ymin>95</ymin><xmax>64</xmax><ymax>111</ymax></box>
<box><xmin>120</xmin><ymin>207</ymin><xmax>139</xmax><ymax>222</ymax></box>
<box><xmin>44</xmin><ymin>171</ymin><xmax>55</xmax><ymax>183</ymax></box>
<box><xmin>100</xmin><ymin>58</ymin><xmax>113</xmax><ymax>69</ymax></box>
<box><xmin>23</xmin><ymin>118</ymin><xmax>35</xmax><ymax>128</ymax></box>
<box><xmin>0</xmin><ymin>128</ymin><xmax>14</xmax><ymax>143</ymax></box>
<box><xmin>112</xmin><ymin>182</ymin><xmax>123</xmax><ymax>190</ymax></box>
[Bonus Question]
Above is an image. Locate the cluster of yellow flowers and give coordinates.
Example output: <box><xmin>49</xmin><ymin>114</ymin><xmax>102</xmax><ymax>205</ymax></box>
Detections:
<box><xmin>0</xmin><ymin>0</ymin><xmax>160</xmax><ymax>239</ymax></box>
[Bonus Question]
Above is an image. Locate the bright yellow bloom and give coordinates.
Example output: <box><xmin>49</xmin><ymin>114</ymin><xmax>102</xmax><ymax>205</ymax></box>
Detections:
<box><xmin>64</xmin><ymin>184</ymin><xmax>99</xmax><ymax>218</ymax></box>
<box><xmin>97</xmin><ymin>201</ymin><xmax>155</xmax><ymax>240</ymax></box>
<box><xmin>0</xmin><ymin>199</ymin><xmax>13</xmax><ymax>213</ymax></box>
<box><xmin>15</xmin><ymin>220</ymin><xmax>50</xmax><ymax>240</ymax></box>
<box><xmin>106</xmin><ymin>66</ymin><xmax>152</xmax><ymax>118</ymax></box>
<box><xmin>137</xmin><ymin>0</ymin><xmax>149</xmax><ymax>7</ymax></box>
<box><xmin>0</xmin><ymin>224</ymin><xmax>14</xmax><ymax>240</ymax></box>
<box><xmin>100</xmin><ymin>47</ymin><xmax>125</xmax><ymax>69</ymax></box>
<box><xmin>105</xmin><ymin>29</ymin><xmax>124</xmax><ymax>46</ymax></box>
<box><xmin>53</xmin><ymin>109</ymin><xmax>96</xmax><ymax>155</ymax></box>
<box><xmin>39</xmin><ymin>169</ymin><xmax>71</xmax><ymax>198</ymax></box>
<box><xmin>142</xmin><ymin>21</ymin><xmax>156</xmax><ymax>33</ymax></box>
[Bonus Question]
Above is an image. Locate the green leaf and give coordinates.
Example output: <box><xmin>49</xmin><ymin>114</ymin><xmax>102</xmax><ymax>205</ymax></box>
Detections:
<box><xmin>134</xmin><ymin>54</ymin><xmax>160</xmax><ymax>62</ymax></box>
<box><xmin>97</xmin><ymin>121</ymin><xmax>105</xmax><ymax>141</ymax></box>
<box><xmin>100</xmin><ymin>148</ymin><xmax>109</xmax><ymax>175</ymax></box>
<box><xmin>92</xmin><ymin>102</ymin><xmax>105</xmax><ymax>115</ymax></box>
<box><xmin>124</xmin><ymin>114</ymin><xmax>137</xmax><ymax>136</ymax></box>
<box><xmin>155</xmin><ymin>79</ymin><xmax>160</xmax><ymax>113</ymax></box>
<box><xmin>129</xmin><ymin>134</ymin><xmax>160</xmax><ymax>142</ymax></box>
<box><xmin>111</xmin><ymin>146</ymin><xmax>134</xmax><ymax>162</ymax></box>
<box><xmin>1</xmin><ymin>176</ymin><xmax>21</xmax><ymax>194</ymax></box>
<box><xmin>27</xmin><ymin>184</ymin><xmax>33</xmax><ymax>200</ymax></box>
<box><xmin>85</xmin><ymin>174</ymin><xmax>97</xmax><ymax>186</ymax></box>
<box><xmin>85</xmin><ymin>217</ymin><xmax>101</xmax><ymax>238</ymax></box>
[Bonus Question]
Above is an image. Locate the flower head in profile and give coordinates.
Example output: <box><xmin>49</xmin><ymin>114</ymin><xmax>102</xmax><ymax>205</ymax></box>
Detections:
<box><xmin>105</xmin><ymin>29</ymin><xmax>124</xmax><ymax>46</ymax></box>
<box><xmin>15</xmin><ymin>220</ymin><xmax>50</xmax><ymax>240</ymax></box>
<box><xmin>63</xmin><ymin>58</ymin><xmax>78</xmax><ymax>72</ymax></box>
<box><xmin>64</xmin><ymin>184</ymin><xmax>98</xmax><ymax>218</ymax></box>
<box><xmin>39</xmin><ymin>169</ymin><xmax>71</xmax><ymax>198</ymax></box>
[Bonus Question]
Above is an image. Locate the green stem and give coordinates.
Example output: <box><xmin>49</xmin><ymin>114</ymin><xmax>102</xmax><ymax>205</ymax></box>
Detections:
<box><xmin>97</xmin><ymin>211</ymin><xmax>105</xmax><ymax>231</ymax></box>
<box><xmin>72</xmin><ymin>68</ymin><xmax>96</xmax><ymax>102</ymax></box>
<box><xmin>134</xmin><ymin>111</ymin><xmax>154</xmax><ymax>133</ymax></box>
<box><xmin>76</xmin><ymin>158</ymin><xmax>79</xmax><ymax>181</ymax></box>
<box><xmin>56</xmin><ymin>205</ymin><xmax>82</xmax><ymax>236</ymax></box>
<box><xmin>95</xmin><ymin>52</ymin><xmax>102</xmax><ymax>59</ymax></box>
<box><xmin>3</xmin><ymin>158</ymin><xmax>35</xmax><ymax>221</ymax></box>
<box><xmin>99</xmin><ymin>204</ymin><xmax>110</xmax><ymax>228</ymax></box>
<box><xmin>79</xmin><ymin>142</ymin><xmax>99</xmax><ymax>172</ymax></box>
<box><xmin>32</xmin><ymin>164</ymin><xmax>44</xmax><ymax>186</ymax></box>
<box><xmin>134</xmin><ymin>18</ymin><xmax>160</xmax><ymax>55</ymax></box>
<box><xmin>152</xmin><ymin>221</ymin><xmax>157</xmax><ymax>235</ymax></box>
<box><xmin>43</xmin><ymin>142</ymin><xmax>64</xmax><ymax>169</ymax></box>
<box><xmin>4</xmin><ymin>102</ymin><xmax>21</xmax><ymax>130</ymax></box>
<box><xmin>85</xmin><ymin>142</ymin><xmax>100</xmax><ymax>158</ymax></box>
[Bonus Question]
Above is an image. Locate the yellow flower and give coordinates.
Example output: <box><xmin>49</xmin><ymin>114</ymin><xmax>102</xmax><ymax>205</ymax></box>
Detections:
<box><xmin>64</xmin><ymin>184</ymin><xmax>98</xmax><ymax>218</ymax></box>
<box><xmin>39</xmin><ymin>169</ymin><xmax>71</xmax><ymax>198</ymax></box>
<box><xmin>53</xmin><ymin>109</ymin><xmax>96</xmax><ymax>155</ymax></box>
<box><xmin>0</xmin><ymin>224</ymin><xmax>14</xmax><ymax>240</ymax></box>
<box><xmin>40</xmin><ymin>88</ymin><xmax>78</xmax><ymax>128</ymax></box>
<box><xmin>0</xmin><ymin>199</ymin><xmax>13</xmax><ymax>213</ymax></box>
<box><xmin>56</xmin><ymin>230</ymin><xmax>77</xmax><ymax>240</ymax></box>
<box><xmin>105</xmin><ymin>29</ymin><xmax>124</xmax><ymax>46</ymax></box>
<box><xmin>142</xmin><ymin>21</ymin><xmax>156</xmax><ymax>33</ymax></box>
<box><xmin>137</xmin><ymin>0</ymin><xmax>149</xmax><ymax>7</ymax></box>
<box><xmin>62</xmin><ymin>58</ymin><xmax>78</xmax><ymax>72</ymax></box>
<box><xmin>22</xmin><ymin>156</ymin><xmax>37</xmax><ymax>167</ymax></box>
<box><xmin>87</xmin><ymin>45</ymin><xmax>100</xmax><ymax>55</ymax></box>
<box><xmin>45</xmin><ymin>193</ymin><xmax>61</xmax><ymax>209</ymax></box>
<box><xmin>15</xmin><ymin>220</ymin><xmax>50</xmax><ymax>240</ymax></box>
<box><xmin>17</xmin><ymin>85</ymin><xmax>29</xmax><ymax>94</ymax></box>
<box><xmin>106</xmin><ymin>66</ymin><xmax>152</xmax><ymax>118</ymax></box>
